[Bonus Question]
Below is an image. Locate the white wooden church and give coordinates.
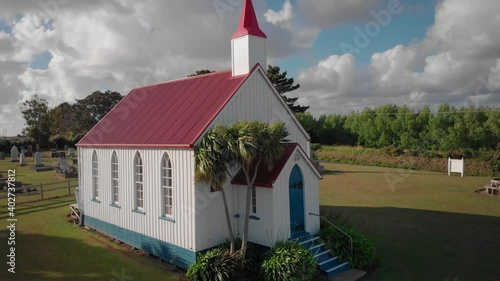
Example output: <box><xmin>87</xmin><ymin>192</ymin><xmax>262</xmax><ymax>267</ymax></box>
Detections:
<box><xmin>77</xmin><ymin>0</ymin><xmax>322</xmax><ymax>269</ymax></box>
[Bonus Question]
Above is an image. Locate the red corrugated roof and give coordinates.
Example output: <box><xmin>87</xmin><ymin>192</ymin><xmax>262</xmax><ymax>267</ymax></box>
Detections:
<box><xmin>232</xmin><ymin>0</ymin><xmax>267</xmax><ymax>39</ymax></box>
<box><xmin>77</xmin><ymin>70</ymin><xmax>249</xmax><ymax>148</ymax></box>
<box><xmin>231</xmin><ymin>143</ymin><xmax>298</xmax><ymax>188</ymax></box>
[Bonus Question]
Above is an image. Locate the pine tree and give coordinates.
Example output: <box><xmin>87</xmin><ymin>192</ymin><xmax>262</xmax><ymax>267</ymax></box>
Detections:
<box><xmin>267</xmin><ymin>65</ymin><xmax>309</xmax><ymax>113</ymax></box>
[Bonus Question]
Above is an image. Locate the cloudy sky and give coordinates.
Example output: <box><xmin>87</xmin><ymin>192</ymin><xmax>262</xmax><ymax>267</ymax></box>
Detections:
<box><xmin>0</xmin><ymin>0</ymin><xmax>499</xmax><ymax>136</ymax></box>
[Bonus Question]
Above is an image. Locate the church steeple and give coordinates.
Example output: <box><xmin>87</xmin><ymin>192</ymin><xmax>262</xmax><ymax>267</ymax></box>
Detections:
<box><xmin>232</xmin><ymin>0</ymin><xmax>267</xmax><ymax>39</ymax></box>
<box><xmin>231</xmin><ymin>0</ymin><xmax>267</xmax><ymax>76</ymax></box>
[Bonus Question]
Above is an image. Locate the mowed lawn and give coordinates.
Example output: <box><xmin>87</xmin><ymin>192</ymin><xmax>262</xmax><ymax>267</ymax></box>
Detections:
<box><xmin>0</xmin><ymin>155</ymin><xmax>180</xmax><ymax>281</ymax></box>
<box><xmin>319</xmin><ymin>163</ymin><xmax>500</xmax><ymax>281</ymax></box>
<box><xmin>0</xmin><ymin>197</ymin><xmax>181</xmax><ymax>281</ymax></box>
<box><xmin>0</xmin><ymin>156</ymin><xmax>499</xmax><ymax>281</ymax></box>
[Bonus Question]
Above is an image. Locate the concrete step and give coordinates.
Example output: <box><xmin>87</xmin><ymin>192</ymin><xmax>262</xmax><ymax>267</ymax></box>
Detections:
<box><xmin>331</xmin><ymin>269</ymin><xmax>367</xmax><ymax>281</ymax></box>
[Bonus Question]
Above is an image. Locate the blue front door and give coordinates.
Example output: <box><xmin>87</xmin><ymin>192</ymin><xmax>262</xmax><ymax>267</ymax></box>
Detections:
<box><xmin>289</xmin><ymin>165</ymin><xmax>305</xmax><ymax>237</ymax></box>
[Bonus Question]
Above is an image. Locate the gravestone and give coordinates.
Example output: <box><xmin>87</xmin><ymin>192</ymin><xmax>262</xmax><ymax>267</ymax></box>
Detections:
<box><xmin>11</xmin><ymin>146</ymin><xmax>19</xmax><ymax>162</ymax></box>
<box><xmin>60</xmin><ymin>157</ymin><xmax>70</xmax><ymax>173</ymax></box>
<box><xmin>0</xmin><ymin>152</ymin><xmax>4</xmax><ymax>160</ymax></box>
<box><xmin>34</xmin><ymin>152</ymin><xmax>44</xmax><ymax>167</ymax></box>
<box><xmin>35</xmin><ymin>144</ymin><xmax>40</xmax><ymax>151</ymax></box>
<box><xmin>68</xmin><ymin>148</ymin><xmax>76</xmax><ymax>157</ymax></box>
<box><xmin>19</xmin><ymin>152</ymin><xmax>27</xmax><ymax>166</ymax></box>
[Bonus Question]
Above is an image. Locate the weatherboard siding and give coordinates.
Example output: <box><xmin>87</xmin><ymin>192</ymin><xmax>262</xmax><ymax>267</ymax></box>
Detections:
<box><xmin>85</xmin><ymin>216</ymin><xmax>196</xmax><ymax>269</ymax></box>
<box><xmin>272</xmin><ymin>149</ymin><xmax>320</xmax><ymax>239</ymax></box>
<box><xmin>208</xmin><ymin>68</ymin><xmax>310</xmax><ymax>155</ymax></box>
<box><xmin>78</xmin><ymin>147</ymin><xmax>196</xmax><ymax>251</ymax></box>
<box><xmin>194</xmin><ymin>181</ymin><xmax>237</xmax><ymax>251</ymax></box>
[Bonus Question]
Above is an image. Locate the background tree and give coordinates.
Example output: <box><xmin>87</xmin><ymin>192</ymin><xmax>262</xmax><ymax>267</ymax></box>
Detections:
<box><xmin>74</xmin><ymin>90</ymin><xmax>123</xmax><ymax>133</ymax></box>
<box><xmin>188</xmin><ymin>69</ymin><xmax>215</xmax><ymax>77</ymax></box>
<box><xmin>49</xmin><ymin>102</ymin><xmax>77</xmax><ymax>138</ymax></box>
<box><xmin>20</xmin><ymin>95</ymin><xmax>52</xmax><ymax>146</ymax></box>
<box><xmin>267</xmin><ymin>65</ymin><xmax>309</xmax><ymax>113</ymax></box>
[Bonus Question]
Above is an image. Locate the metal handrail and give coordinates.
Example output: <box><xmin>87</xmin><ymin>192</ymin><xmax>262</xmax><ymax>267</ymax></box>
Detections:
<box><xmin>309</xmin><ymin>212</ymin><xmax>353</xmax><ymax>259</ymax></box>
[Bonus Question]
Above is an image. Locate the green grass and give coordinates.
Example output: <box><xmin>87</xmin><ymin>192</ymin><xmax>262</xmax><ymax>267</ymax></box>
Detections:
<box><xmin>1</xmin><ymin>154</ymin><xmax>499</xmax><ymax>280</ymax></box>
<box><xmin>0</xmin><ymin>153</ymin><xmax>180</xmax><ymax>281</ymax></box>
<box><xmin>0</xmin><ymin>152</ymin><xmax>77</xmax><ymax>205</ymax></box>
<box><xmin>319</xmin><ymin>163</ymin><xmax>500</xmax><ymax>281</ymax></box>
<box><xmin>0</xmin><ymin>197</ymin><xmax>181</xmax><ymax>281</ymax></box>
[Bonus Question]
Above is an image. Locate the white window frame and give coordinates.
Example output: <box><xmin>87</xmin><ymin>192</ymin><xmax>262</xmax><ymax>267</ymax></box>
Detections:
<box><xmin>92</xmin><ymin>151</ymin><xmax>99</xmax><ymax>200</ymax></box>
<box><xmin>161</xmin><ymin>153</ymin><xmax>173</xmax><ymax>217</ymax></box>
<box><xmin>111</xmin><ymin>151</ymin><xmax>119</xmax><ymax>205</ymax></box>
<box><xmin>134</xmin><ymin>152</ymin><xmax>144</xmax><ymax>211</ymax></box>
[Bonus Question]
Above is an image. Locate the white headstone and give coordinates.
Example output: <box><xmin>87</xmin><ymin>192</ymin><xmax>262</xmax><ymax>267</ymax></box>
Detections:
<box><xmin>60</xmin><ymin>158</ymin><xmax>70</xmax><ymax>173</ymax></box>
<box><xmin>19</xmin><ymin>152</ymin><xmax>26</xmax><ymax>166</ymax></box>
<box><xmin>34</xmin><ymin>152</ymin><xmax>44</xmax><ymax>167</ymax></box>
<box><xmin>68</xmin><ymin>148</ymin><xmax>76</xmax><ymax>157</ymax></box>
<box><xmin>10</xmin><ymin>146</ymin><xmax>19</xmax><ymax>162</ymax></box>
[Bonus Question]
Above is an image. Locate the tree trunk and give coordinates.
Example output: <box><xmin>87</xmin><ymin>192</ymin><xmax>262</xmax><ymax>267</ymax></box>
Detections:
<box><xmin>240</xmin><ymin>160</ymin><xmax>261</xmax><ymax>259</ymax></box>
<box><xmin>220</xmin><ymin>187</ymin><xmax>235</xmax><ymax>254</ymax></box>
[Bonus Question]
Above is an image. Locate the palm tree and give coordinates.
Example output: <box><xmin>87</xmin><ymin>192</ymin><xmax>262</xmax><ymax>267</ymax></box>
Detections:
<box><xmin>225</xmin><ymin>121</ymin><xmax>289</xmax><ymax>258</ymax></box>
<box><xmin>195</xmin><ymin>126</ymin><xmax>237</xmax><ymax>254</ymax></box>
<box><xmin>196</xmin><ymin>122</ymin><xmax>289</xmax><ymax>258</ymax></box>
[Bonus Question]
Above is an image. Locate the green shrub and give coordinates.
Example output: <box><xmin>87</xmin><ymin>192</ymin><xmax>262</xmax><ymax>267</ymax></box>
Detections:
<box><xmin>319</xmin><ymin>225</ymin><xmax>376</xmax><ymax>269</ymax></box>
<box><xmin>311</xmin><ymin>143</ymin><xmax>322</xmax><ymax>151</ymax></box>
<box><xmin>186</xmin><ymin>248</ymin><xmax>240</xmax><ymax>281</ymax></box>
<box><xmin>261</xmin><ymin>242</ymin><xmax>317</xmax><ymax>281</ymax></box>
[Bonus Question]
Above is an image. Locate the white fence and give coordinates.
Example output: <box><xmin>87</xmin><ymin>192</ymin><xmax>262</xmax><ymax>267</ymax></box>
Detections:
<box><xmin>448</xmin><ymin>158</ymin><xmax>464</xmax><ymax>177</ymax></box>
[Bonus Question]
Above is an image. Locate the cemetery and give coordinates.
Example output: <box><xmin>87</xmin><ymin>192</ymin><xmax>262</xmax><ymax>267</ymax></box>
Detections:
<box><xmin>0</xmin><ymin>145</ymin><xmax>79</xmax><ymax>200</ymax></box>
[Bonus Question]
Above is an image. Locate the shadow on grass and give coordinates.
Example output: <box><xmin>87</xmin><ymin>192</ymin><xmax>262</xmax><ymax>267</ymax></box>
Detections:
<box><xmin>319</xmin><ymin>205</ymin><xmax>500</xmax><ymax>281</ymax></box>
<box><xmin>0</xmin><ymin>200</ymin><xmax>73</xmax><ymax>220</ymax></box>
<box><xmin>0</xmin><ymin>232</ymin><xmax>137</xmax><ymax>281</ymax></box>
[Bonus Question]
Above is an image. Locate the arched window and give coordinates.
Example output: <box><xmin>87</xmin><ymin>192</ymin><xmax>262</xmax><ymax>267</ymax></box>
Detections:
<box><xmin>92</xmin><ymin>150</ymin><xmax>99</xmax><ymax>200</ymax></box>
<box><xmin>161</xmin><ymin>153</ymin><xmax>173</xmax><ymax>216</ymax></box>
<box><xmin>111</xmin><ymin>151</ymin><xmax>119</xmax><ymax>205</ymax></box>
<box><xmin>134</xmin><ymin>152</ymin><xmax>144</xmax><ymax>210</ymax></box>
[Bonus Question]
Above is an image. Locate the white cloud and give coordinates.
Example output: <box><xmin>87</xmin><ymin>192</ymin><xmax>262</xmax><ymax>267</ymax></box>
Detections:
<box><xmin>265</xmin><ymin>0</ymin><xmax>320</xmax><ymax>49</ymax></box>
<box><xmin>296</xmin><ymin>0</ymin><xmax>500</xmax><ymax>115</ymax></box>
<box><xmin>265</xmin><ymin>0</ymin><xmax>294</xmax><ymax>28</ymax></box>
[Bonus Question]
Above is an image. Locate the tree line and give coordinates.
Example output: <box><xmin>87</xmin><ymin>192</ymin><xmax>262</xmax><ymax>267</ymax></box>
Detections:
<box><xmin>17</xmin><ymin>90</ymin><xmax>123</xmax><ymax>148</ymax></box>
<box><xmin>297</xmin><ymin>104</ymin><xmax>500</xmax><ymax>153</ymax></box>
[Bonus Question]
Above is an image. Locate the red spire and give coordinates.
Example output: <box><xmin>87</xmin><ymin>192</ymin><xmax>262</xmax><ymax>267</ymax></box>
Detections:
<box><xmin>232</xmin><ymin>0</ymin><xmax>267</xmax><ymax>39</ymax></box>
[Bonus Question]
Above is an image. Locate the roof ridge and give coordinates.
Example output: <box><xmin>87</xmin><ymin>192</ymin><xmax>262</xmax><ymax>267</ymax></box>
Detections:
<box><xmin>134</xmin><ymin>69</ymin><xmax>232</xmax><ymax>90</ymax></box>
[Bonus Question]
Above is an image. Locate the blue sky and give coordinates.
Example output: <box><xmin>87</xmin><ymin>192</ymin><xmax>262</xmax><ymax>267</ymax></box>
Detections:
<box><xmin>0</xmin><ymin>0</ymin><xmax>498</xmax><ymax>136</ymax></box>
<box><xmin>275</xmin><ymin>0</ymin><xmax>436</xmax><ymax>76</ymax></box>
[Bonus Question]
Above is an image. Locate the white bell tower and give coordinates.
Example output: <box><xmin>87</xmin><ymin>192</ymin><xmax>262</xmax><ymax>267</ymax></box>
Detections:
<box><xmin>231</xmin><ymin>0</ymin><xmax>267</xmax><ymax>77</ymax></box>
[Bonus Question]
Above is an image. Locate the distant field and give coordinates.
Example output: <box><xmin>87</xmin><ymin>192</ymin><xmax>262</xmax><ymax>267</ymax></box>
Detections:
<box><xmin>319</xmin><ymin>162</ymin><xmax>500</xmax><ymax>281</ymax></box>
<box><xmin>316</xmin><ymin>145</ymin><xmax>494</xmax><ymax>176</ymax></box>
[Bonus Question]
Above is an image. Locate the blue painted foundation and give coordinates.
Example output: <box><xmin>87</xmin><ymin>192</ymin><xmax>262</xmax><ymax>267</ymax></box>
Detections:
<box><xmin>84</xmin><ymin>215</ymin><xmax>196</xmax><ymax>269</ymax></box>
